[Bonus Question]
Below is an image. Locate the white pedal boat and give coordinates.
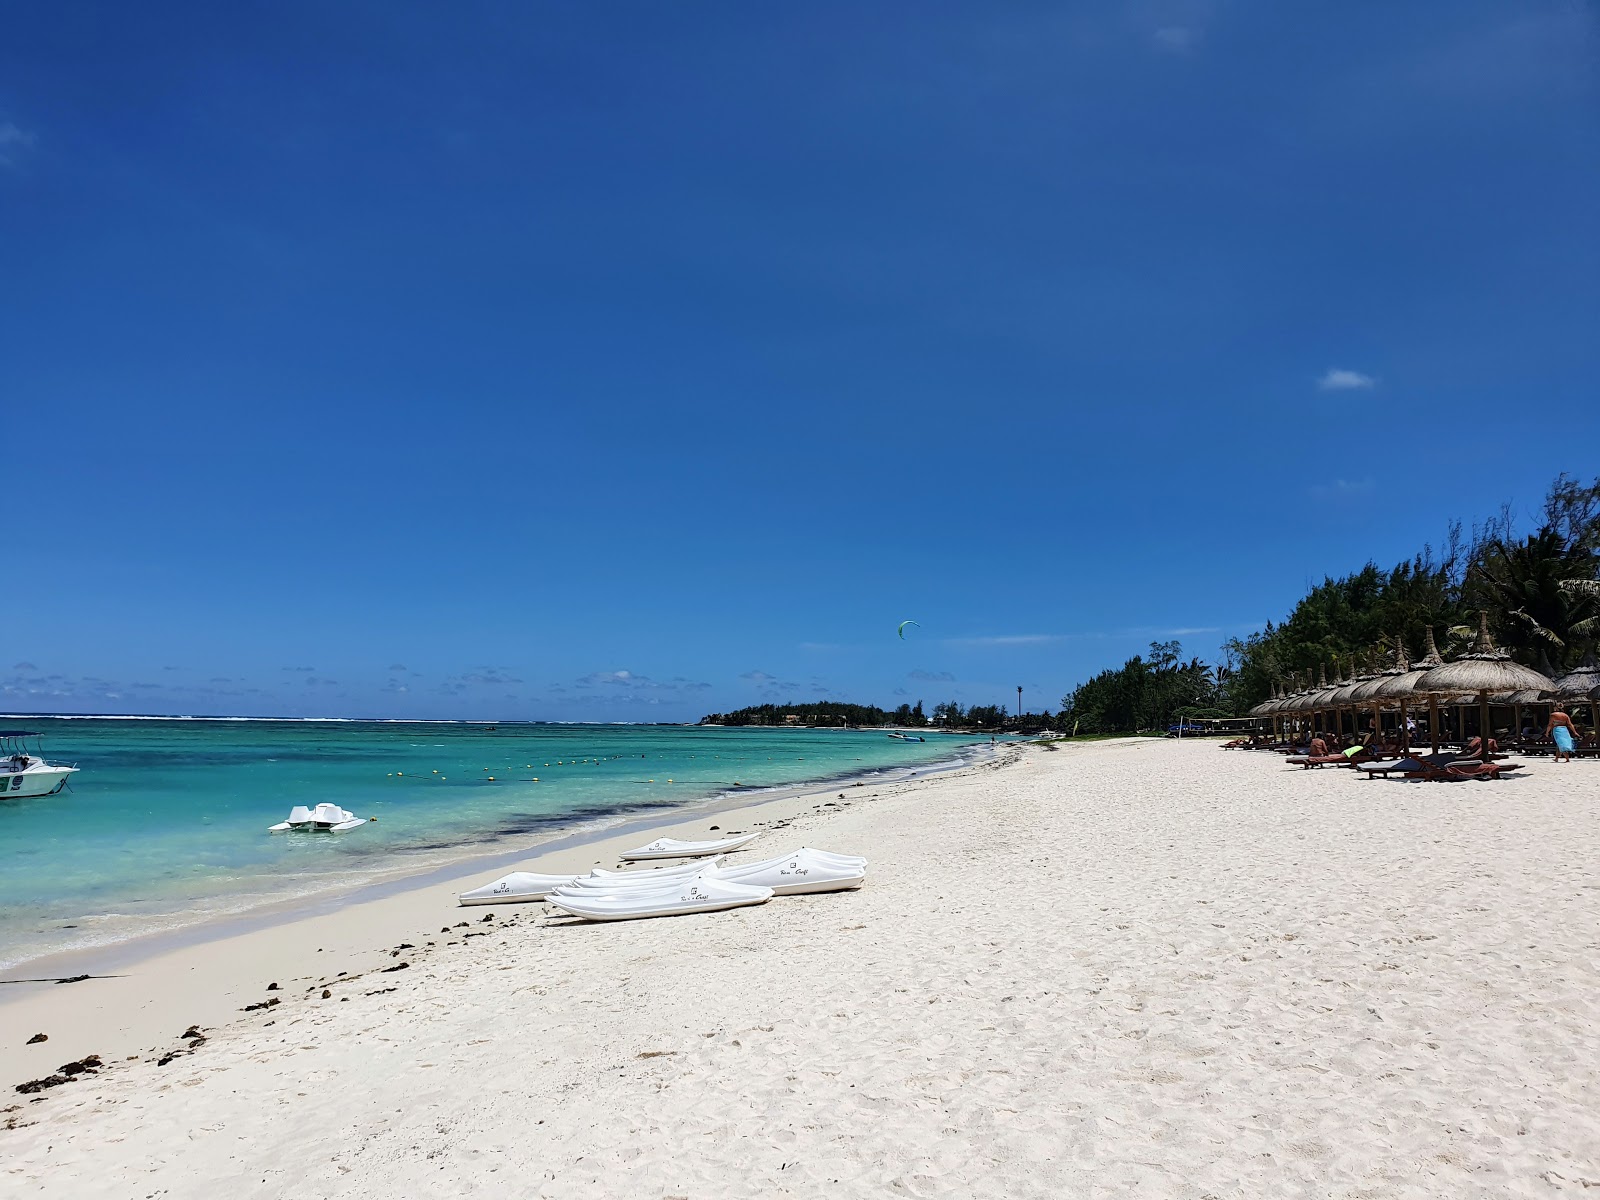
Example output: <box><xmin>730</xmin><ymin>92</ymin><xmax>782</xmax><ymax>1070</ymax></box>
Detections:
<box><xmin>705</xmin><ymin>847</ymin><xmax>867</xmax><ymax>895</ymax></box>
<box><xmin>547</xmin><ymin>875</ymin><xmax>773</xmax><ymax>922</ymax></box>
<box><xmin>618</xmin><ymin>832</ymin><xmax>761</xmax><ymax>861</ymax></box>
<box><xmin>459</xmin><ymin>858</ymin><xmax>717</xmax><ymax>905</ymax></box>
<box><xmin>589</xmin><ymin>859</ymin><xmax>716</xmax><ymax>881</ymax></box>
<box><xmin>268</xmin><ymin>802</ymin><xmax>368</xmax><ymax>833</ymax></box>
<box><xmin>560</xmin><ymin>860</ymin><xmax>723</xmax><ymax>892</ymax></box>
<box><xmin>458</xmin><ymin>871</ymin><xmax>584</xmax><ymax>905</ymax></box>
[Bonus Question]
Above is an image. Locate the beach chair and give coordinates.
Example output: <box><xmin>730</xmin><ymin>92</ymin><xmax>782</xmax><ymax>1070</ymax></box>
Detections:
<box><xmin>1357</xmin><ymin>756</ymin><xmax>1506</xmax><ymax>782</ymax></box>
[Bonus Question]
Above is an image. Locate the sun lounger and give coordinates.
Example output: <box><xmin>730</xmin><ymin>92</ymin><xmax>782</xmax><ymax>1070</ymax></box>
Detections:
<box><xmin>1356</xmin><ymin>756</ymin><xmax>1508</xmax><ymax>782</ymax></box>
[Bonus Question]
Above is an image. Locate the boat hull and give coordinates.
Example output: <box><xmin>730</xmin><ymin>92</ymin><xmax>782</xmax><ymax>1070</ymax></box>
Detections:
<box><xmin>1</xmin><ymin>766</ymin><xmax>77</xmax><ymax>799</ymax></box>
<box><xmin>548</xmin><ymin>878</ymin><xmax>774</xmax><ymax>922</ymax></box>
<box><xmin>709</xmin><ymin>847</ymin><xmax>867</xmax><ymax>895</ymax></box>
<box><xmin>618</xmin><ymin>832</ymin><xmax>761</xmax><ymax>860</ymax></box>
<box><xmin>458</xmin><ymin>872</ymin><xmax>583</xmax><ymax>905</ymax></box>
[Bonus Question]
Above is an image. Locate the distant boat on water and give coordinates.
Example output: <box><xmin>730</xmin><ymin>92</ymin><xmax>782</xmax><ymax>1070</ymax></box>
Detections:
<box><xmin>887</xmin><ymin>732</ymin><xmax>926</xmax><ymax>742</ymax></box>
<box><xmin>0</xmin><ymin>730</ymin><xmax>79</xmax><ymax>798</ymax></box>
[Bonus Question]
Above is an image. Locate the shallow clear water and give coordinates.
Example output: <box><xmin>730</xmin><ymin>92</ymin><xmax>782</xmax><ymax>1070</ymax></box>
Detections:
<box><xmin>0</xmin><ymin>719</ymin><xmax>992</xmax><ymax>968</ymax></box>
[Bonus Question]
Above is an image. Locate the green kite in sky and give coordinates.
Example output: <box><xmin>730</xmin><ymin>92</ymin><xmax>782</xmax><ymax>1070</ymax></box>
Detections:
<box><xmin>897</xmin><ymin>620</ymin><xmax>920</xmax><ymax>640</ymax></box>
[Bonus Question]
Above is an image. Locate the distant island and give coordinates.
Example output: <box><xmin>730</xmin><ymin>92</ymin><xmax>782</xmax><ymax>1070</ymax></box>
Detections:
<box><xmin>700</xmin><ymin>700</ymin><xmax>1048</xmax><ymax>731</ymax></box>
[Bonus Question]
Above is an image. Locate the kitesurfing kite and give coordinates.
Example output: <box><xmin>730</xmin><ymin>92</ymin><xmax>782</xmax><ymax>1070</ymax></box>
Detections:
<box><xmin>897</xmin><ymin>620</ymin><xmax>920</xmax><ymax>640</ymax></box>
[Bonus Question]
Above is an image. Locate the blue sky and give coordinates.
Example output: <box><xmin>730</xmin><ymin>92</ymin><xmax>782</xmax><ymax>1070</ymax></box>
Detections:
<box><xmin>3</xmin><ymin>1</ymin><xmax>1596</xmax><ymax>720</ymax></box>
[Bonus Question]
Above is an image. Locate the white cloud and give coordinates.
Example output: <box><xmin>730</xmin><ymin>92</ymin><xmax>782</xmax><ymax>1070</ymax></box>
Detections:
<box><xmin>1317</xmin><ymin>368</ymin><xmax>1376</xmax><ymax>391</ymax></box>
<box><xmin>942</xmin><ymin>634</ymin><xmax>1066</xmax><ymax>648</ymax></box>
<box><xmin>739</xmin><ymin>670</ymin><xmax>777</xmax><ymax>683</ymax></box>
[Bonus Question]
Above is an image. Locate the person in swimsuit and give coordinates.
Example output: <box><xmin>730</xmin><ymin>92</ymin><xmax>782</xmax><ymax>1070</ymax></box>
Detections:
<box><xmin>1547</xmin><ymin>710</ymin><xmax>1578</xmax><ymax>763</ymax></box>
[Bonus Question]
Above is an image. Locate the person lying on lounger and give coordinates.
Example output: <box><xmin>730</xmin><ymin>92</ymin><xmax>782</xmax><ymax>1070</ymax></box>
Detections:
<box><xmin>1464</xmin><ymin>735</ymin><xmax>1499</xmax><ymax>756</ymax></box>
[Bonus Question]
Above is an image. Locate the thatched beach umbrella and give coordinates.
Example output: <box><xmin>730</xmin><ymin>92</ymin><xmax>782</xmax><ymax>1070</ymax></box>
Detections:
<box><xmin>1306</xmin><ymin>663</ymin><xmax>1339</xmax><ymax>736</ymax></box>
<box><xmin>1275</xmin><ymin>674</ymin><xmax>1304</xmax><ymax>741</ymax></box>
<box><xmin>1352</xmin><ymin>642</ymin><xmax>1407</xmax><ymax>741</ymax></box>
<box><xmin>1416</xmin><ymin>613</ymin><xmax>1556</xmax><ymax>763</ymax></box>
<box><xmin>1405</xmin><ymin>625</ymin><xmax>1451</xmax><ymax>753</ymax></box>
<box><xmin>1281</xmin><ymin>666</ymin><xmax>1312</xmax><ymax>737</ymax></box>
<box><xmin>1330</xmin><ymin>656</ymin><xmax>1376</xmax><ymax>737</ymax></box>
<box><xmin>1370</xmin><ymin>630</ymin><xmax>1452</xmax><ymax>753</ymax></box>
<box><xmin>1546</xmin><ymin>659</ymin><xmax>1600</xmax><ymax>733</ymax></box>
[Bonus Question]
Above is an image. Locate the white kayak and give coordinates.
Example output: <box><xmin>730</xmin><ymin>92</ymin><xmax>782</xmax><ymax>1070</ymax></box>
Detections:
<box><xmin>618</xmin><ymin>832</ymin><xmax>761</xmax><ymax>861</ymax></box>
<box><xmin>269</xmin><ymin>802</ymin><xmax>368</xmax><ymax>833</ymax></box>
<box><xmin>547</xmin><ymin>876</ymin><xmax>773</xmax><ymax>922</ymax></box>
<box><xmin>458</xmin><ymin>871</ymin><xmax>584</xmax><ymax>906</ymax></box>
<box><xmin>706</xmin><ymin>847</ymin><xmax>867</xmax><ymax>895</ymax></box>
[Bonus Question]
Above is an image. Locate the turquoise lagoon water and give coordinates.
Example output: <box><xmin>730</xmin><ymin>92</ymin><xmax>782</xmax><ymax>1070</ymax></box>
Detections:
<box><xmin>0</xmin><ymin>719</ymin><xmax>992</xmax><ymax>969</ymax></box>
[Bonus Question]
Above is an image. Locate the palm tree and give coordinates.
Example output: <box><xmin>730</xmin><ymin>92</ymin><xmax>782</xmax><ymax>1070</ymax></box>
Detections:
<box><xmin>1467</xmin><ymin>528</ymin><xmax>1599</xmax><ymax>668</ymax></box>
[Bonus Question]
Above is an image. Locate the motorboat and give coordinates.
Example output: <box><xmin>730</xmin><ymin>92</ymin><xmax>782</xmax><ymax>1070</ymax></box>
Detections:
<box><xmin>888</xmin><ymin>732</ymin><xmax>925</xmax><ymax>742</ymax></box>
<box><xmin>706</xmin><ymin>846</ymin><xmax>867</xmax><ymax>895</ymax></box>
<box><xmin>268</xmin><ymin>802</ymin><xmax>368</xmax><ymax>833</ymax></box>
<box><xmin>547</xmin><ymin>875</ymin><xmax>774</xmax><ymax>922</ymax></box>
<box><xmin>459</xmin><ymin>870</ymin><xmax>583</xmax><ymax>905</ymax></box>
<box><xmin>618</xmin><ymin>832</ymin><xmax>761</xmax><ymax>860</ymax></box>
<box><xmin>0</xmin><ymin>731</ymin><xmax>78</xmax><ymax>799</ymax></box>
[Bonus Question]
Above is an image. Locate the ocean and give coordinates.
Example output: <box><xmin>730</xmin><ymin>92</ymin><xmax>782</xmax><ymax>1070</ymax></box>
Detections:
<box><xmin>0</xmin><ymin>718</ymin><xmax>996</xmax><ymax>969</ymax></box>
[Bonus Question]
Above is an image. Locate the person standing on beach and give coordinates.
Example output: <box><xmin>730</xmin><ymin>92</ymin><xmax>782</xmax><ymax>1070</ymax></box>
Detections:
<box><xmin>1547</xmin><ymin>710</ymin><xmax>1578</xmax><ymax>763</ymax></box>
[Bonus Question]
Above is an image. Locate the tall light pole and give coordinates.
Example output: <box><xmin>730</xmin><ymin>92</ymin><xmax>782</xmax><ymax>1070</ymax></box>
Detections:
<box><xmin>1017</xmin><ymin>685</ymin><xmax>1023</xmax><ymax>723</ymax></box>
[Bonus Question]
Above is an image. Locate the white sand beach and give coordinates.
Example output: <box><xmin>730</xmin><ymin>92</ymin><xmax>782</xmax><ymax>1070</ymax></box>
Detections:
<box><xmin>4</xmin><ymin>738</ymin><xmax>1598</xmax><ymax>1197</ymax></box>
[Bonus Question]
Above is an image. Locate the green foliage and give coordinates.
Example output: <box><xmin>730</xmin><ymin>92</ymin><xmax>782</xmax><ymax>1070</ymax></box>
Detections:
<box><xmin>1065</xmin><ymin>473</ymin><xmax>1600</xmax><ymax>730</ymax></box>
<box><xmin>1059</xmin><ymin>641</ymin><xmax>1216</xmax><ymax>734</ymax></box>
<box><xmin>1466</xmin><ymin>527</ymin><xmax>1598</xmax><ymax>665</ymax></box>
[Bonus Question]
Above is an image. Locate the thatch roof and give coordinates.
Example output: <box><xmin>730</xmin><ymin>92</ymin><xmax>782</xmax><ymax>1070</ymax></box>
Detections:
<box><xmin>1249</xmin><ymin>681</ymin><xmax>1283</xmax><ymax>717</ymax></box>
<box><xmin>1373</xmin><ymin>626</ymin><xmax>1446</xmax><ymax>702</ymax></box>
<box><xmin>1293</xmin><ymin>665</ymin><xmax>1331</xmax><ymax>713</ymax></box>
<box><xmin>1331</xmin><ymin>657</ymin><xmax>1376</xmax><ymax>708</ymax></box>
<box><xmin>1414</xmin><ymin>614</ymin><xmax>1556</xmax><ymax>698</ymax></box>
<box><xmin>1489</xmin><ymin>689</ymin><xmax>1548</xmax><ymax>705</ymax></box>
<box><xmin>1352</xmin><ymin>642</ymin><xmax>1407</xmax><ymax>704</ymax></box>
<box><xmin>1547</xmin><ymin>660</ymin><xmax>1600</xmax><ymax>702</ymax></box>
